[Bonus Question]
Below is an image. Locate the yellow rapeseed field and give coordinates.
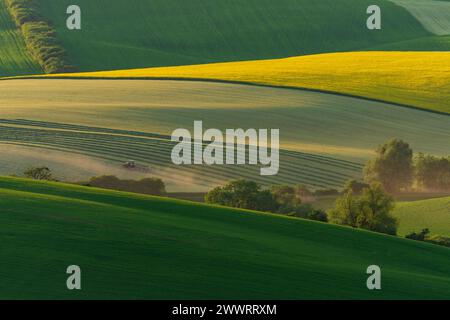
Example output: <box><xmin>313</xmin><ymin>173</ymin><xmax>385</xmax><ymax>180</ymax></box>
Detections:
<box><xmin>43</xmin><ymin>52</ymin><xmax>450</xmax><ymax>114</ymax></box>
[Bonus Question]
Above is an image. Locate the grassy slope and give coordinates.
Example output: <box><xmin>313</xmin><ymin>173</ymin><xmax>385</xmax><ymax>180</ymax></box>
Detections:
<box><xmin>34</xmin><ymin>0</ymin><xmax>434</xmax><ymax>72</ymax></box>
<box><xmin>44</xmin><ymin>52</ymin><xmax>450</xmax><ymax>114</ymax></box>
<box><xmin>0</xmin><ymin>0</ymin><xmax>40</xmax><ymax>76</ymax></box>
<box><xmin>312</xmin><ymin>195</ymin><xmax>450</xmax><ymax>237</ymax></box>
<box><xmin>370</xmin><ymin>35</ymin><xmax>450</xmax><ymax>51</ymax></box>
<box><xmin>0</xmin><ymin>176</ymin><xmax>449</xmax><ymax>299</ymax></box>
<box><xmin>394</xmin><ymin>197</ymin><xmax>450</xmax><ymax>236</ymax></box>
<box><xmin>390</xmin><ymin>0</ymin><xmax>450</xmax><ymax>35</ymax></box>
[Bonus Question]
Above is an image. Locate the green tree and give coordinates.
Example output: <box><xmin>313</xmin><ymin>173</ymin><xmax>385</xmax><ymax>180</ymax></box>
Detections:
<box><xmin>364</xmin><ymin>139</ymin><xmax>413</xmax><ymax>193</ymax></box>
<box><xmin>358</xmin><ymin>183</ymin><xmax>397</xmax><ymax>235</ymax></box>
<box><xmin>327</xmin><ymin>190</ymin><xmax>360</xmax><ymax>227</ymax></box>
<box><xmin>270</xmin><ymin>185</ymin><xmax>302</xmax><ymax>214</ymax></box>
<box><xmin>206</xmin><ymin>181</ymin><xmax>330</xmax><ymax>222</ymax></box>
<box><xmin>328</xmin><ymin>183</ymin><xmax>397</xmax><ymax>235</ymax></box>
<box><xmin>414</xmin><ymin>153</ymin><xmax>450</xmax><ymax>191</ymax></box>
<box><xmin>205</xmin><ymin>180</ymin><xmax>278</xmax><ymax>212</ymax></box>
<box><xmin>343</xmin><ymin>179</ymin><xmax>369</xmax><ymax>195</ymax></box>
<box><xmin>290</xmin><ymin>203</ymin><xmax>328</xmax><ymax>222</ymax></box>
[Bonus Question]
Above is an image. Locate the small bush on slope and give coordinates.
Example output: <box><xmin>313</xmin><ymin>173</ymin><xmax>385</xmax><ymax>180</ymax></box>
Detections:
<box><xmin>86</xmin><ymin>175</ymin><xmax>166</xmax><ymax>196</ymax></box>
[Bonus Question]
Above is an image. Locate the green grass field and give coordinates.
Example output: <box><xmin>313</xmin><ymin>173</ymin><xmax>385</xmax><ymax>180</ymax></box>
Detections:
<box><xmin>0</xmin><ymin>0</ymin><xmax>40</xmax><ymax>76</ymax></box>
<box><xmin>311</xmin><ymin>195</ymin><xmax>450</xmax><ymax>237</ymax></box>
<box><xmin>2</xmin><ymin>0</ymin><xmax>450</xmax><ymax>76</ymax></box>
<box><xmin>1</xmin><ymin>1</ymin><xmax>449</xmax><ymax>301</ymax></box>
<box><xmin>394</xmin><ymin>197</ymin><xmax>450</xmax><ymax>237</ymax></box>
<box><xmin>1</xmin><ymin>79</ymin><xmax>449</xmax><ymax>190</ymax></box>
<box><xmin>5</xmin><ymin>0</ymin><xmax>440</xmax><ymax>74</ymax></box>
<box><xmin>0</xmin><ymin>176</ymin><xmax>449</xmax><ymax>299</ymax></box>
<box><xmin>390</xmin><ymin>0</ymin><xmax>450</xmax><ymax>35</ymax></box>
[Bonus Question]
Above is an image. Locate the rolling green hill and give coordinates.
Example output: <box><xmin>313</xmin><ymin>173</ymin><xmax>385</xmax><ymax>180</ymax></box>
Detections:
<box><xmin>3</xmin><ymin>0</ymin><xmax>440</xmax><ymax>75</ymax></box>
<box><xmin>394</xmin><ymin>197</ymin><xmax>450</xmax><ymax>236</ymax></box>
<box><xmin>390</xmin><ymin>0</ymin><xmax>450</xmax><ymax>35</ymax></box>
<box><xmin>0</xmin><ymin>0</ymin><xmax>40</xmax><ymax>76</ymax></box>
<box><xmin>0</xmin><ymin>176</ymin><xmax>449</xmax><ymax>299</ymax></box>
<box><xmin>1</xmin><ymin>79</ymin><xmax>449</xmax><ymax>191</ymax></box>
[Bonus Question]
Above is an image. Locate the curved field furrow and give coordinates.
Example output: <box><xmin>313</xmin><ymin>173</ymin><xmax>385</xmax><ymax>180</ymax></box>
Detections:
<box><xmin>5</xmin><ymin>140</ymin><xmax>336</xmax><ymax>188</ymax></box>
<box><xmin>1</xmin><ymin>137</ymin><xmax>340</xmax><ymax>188</ymax></box>
<box><xmin>0</xmin><ymin>119</ymin><xmax>366</xmax><ymax>171</ymax></box>
<box><xmin>1</xmin><ymin>79</ymin><xmax>448</xmax><ymax>160</ymax></box>
<box><xmin>0</xmin><ymin>123</ymin><xmax>363</xmax><ymax>173</ymax></box>
<box><xmin>0</xmin><ymin>141</ymin><xmax>225</xmax><ymax>187</ymax></box>
<box><xmin>0</xmin><ymin>124</ymin><xmax>358</xmax><ymax>188</ymax></box>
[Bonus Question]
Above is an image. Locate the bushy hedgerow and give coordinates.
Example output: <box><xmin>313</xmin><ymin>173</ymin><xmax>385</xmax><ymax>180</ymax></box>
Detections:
<box><xmin>205</xmin><ymin>180</ymin><xmax>328</xmax><ymax>222</ymax></box>
<box><xmin>87</xmin><ymin>175</ymin><xmax>167</xmax><ymax>197</ymax></box>
<box><xmin>406</xmin><ymin>229</ymin><xmax>450</xmax><ymax>248</ymax></box>
<box><xmin>5</xmin><ymin>0</ymin><xmax>76</xmax><ymax>73</ymax></box>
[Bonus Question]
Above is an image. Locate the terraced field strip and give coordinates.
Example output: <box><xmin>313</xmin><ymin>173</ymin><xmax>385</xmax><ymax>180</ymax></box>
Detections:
<box><xmin>0</xmin><ymin>125</ymin><xmax>359</xmax><ymax>188</ymax></box>
<box><xmin>1</xmin><ymin>79</ymin><xmax>449</xmax><ymax>162</ymax></box>
<box><xmin>0</xmin><ymin>121</ymin><xmax>363</xmax><ymax>189</ymax></box>
<box><xmin>0</xmin><ymin>119</ymin><xmax>363</xmax><ymax>171</ymax></box>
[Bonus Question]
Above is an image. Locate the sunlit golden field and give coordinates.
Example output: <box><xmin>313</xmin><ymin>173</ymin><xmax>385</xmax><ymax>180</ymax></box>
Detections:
<box><xmin>39</xmin><ymin>52</ymin><xmax>450</xmax><ymax>114</ymax></box>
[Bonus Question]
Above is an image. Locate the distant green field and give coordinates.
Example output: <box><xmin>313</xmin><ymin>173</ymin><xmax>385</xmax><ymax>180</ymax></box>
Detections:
<box><xmin>0</xmin><ymin>176</ymin><xmax>449</xmax><ymax>299</ymax></box>
<box><xmin>0</xmin><ymin>0</ymin><xmax>40</xmax><ymax>76</ymax></box>
<box><xmin>1</xmin><ymin>79</ymin><xmax>449</xmax><ymax>190</ymax></box>
<box><xmin>2</xmin><ymin>0</ymin><xmax>450</xmax><ymax>76</ymax></box>
<box><xmin>371</xmin><ymin>35</ymin><xmax>450</xmax><ymax>51</ymax></box>
<box><xmin>394</xmin><ymin>197</ymin><xmax>450</xmax><ymax>237</ymax></box>
<box><xmin>390</xmin><ymin>0</ymin><xmax>450</xmax><ymax>35</ymax></box>
<box><xmin>312</xmin><ymin>195</ymin><xmax>450</xmax><ymax>237</ymax></box>
<box><xmin>32</xmin><ymin>0</ymin><xmax>435</xmax><ymax>73</ymax></box>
